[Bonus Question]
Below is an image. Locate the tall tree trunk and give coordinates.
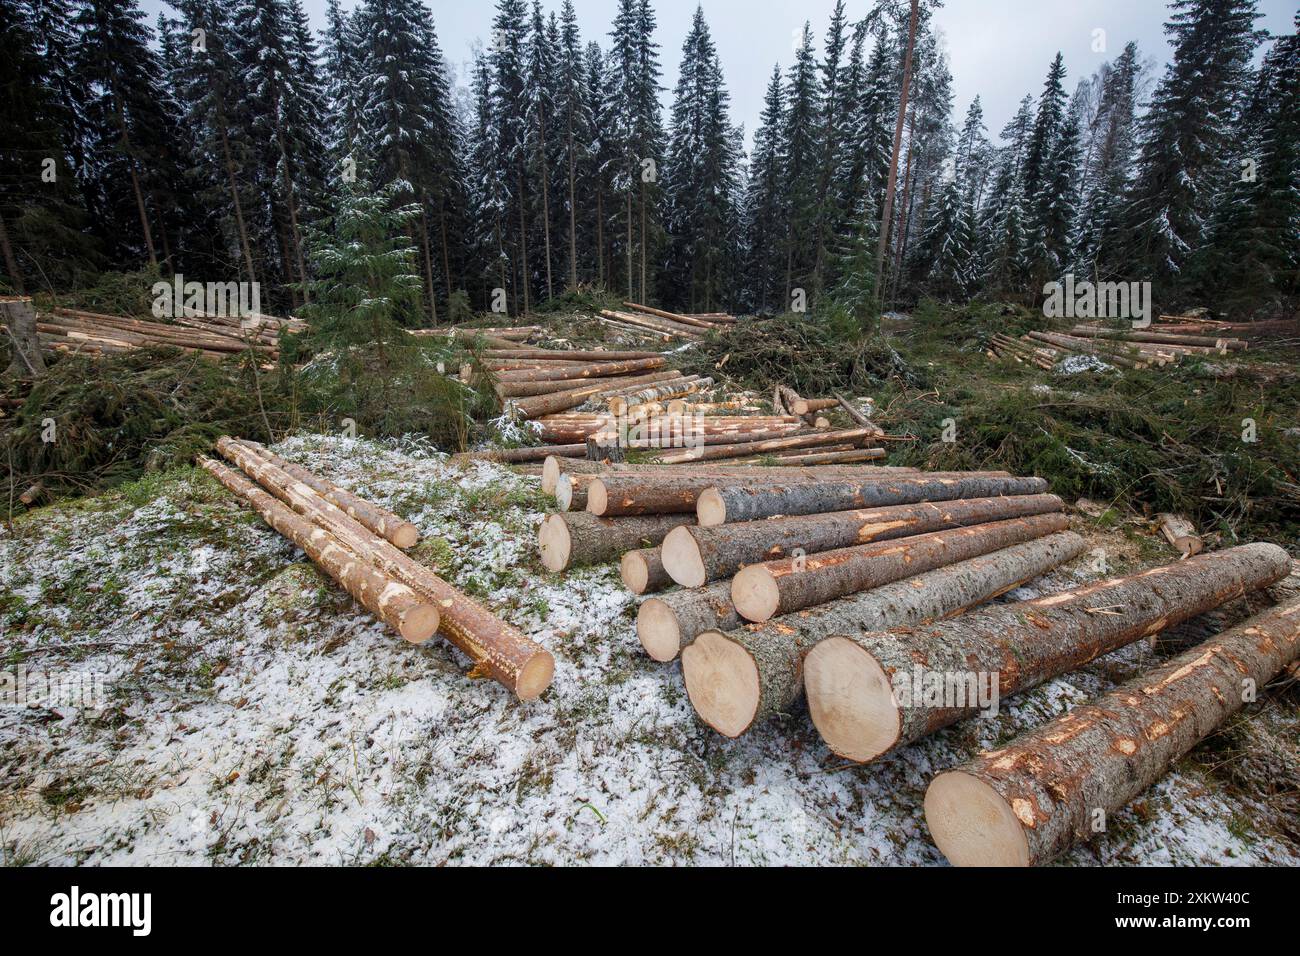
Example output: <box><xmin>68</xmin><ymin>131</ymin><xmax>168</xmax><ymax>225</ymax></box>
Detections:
<box><xmin>567</xmin><ymin>110</ymin><xmax>578</xmax><ymax>288</ymax></box>
<box><xmin>218</xmin><ymin>124</ymin><xmax>257</xmax><ymax>285</ymax></box>
<box><xmin>518</xmin><ymin>167</ymin><xmax>531</xmax><ymax>315</ymax></box>
<box><xmin>596</xmin><ymin>190</ymin><xmax>605</xmax><ymax>287</ymax></box>
<box><xmin>537</xmin><ymin>112</ymin><xmax>553</xmax><ymax>301</ymax></box>
<box><xmin>640</xmin><ymin>177</ymin><xmax>648</xmax><ymax>303</ymax></box>
<box><xmin>0</xmin><ymin>213</ymin><xmax>25</xmax><ymax>295</ymax></box>
<box><xmin>418</xmin><ymin>206</ymin><xmax>439</xmax><ymax>325</ymax></box>
<box><xmin>115</xmin><ymin>99</ymin><xmax>157</xmax><ymax>269</ymax></box>
<box><xmin>440</xmin><ymin>205</ymin><xmax>453</xmax><ymax>297</ymax></box>
<box><xmin>273</xmin><ymin>119</ymin><xmax>309</xmax><ymax>304</ymax></box>
<box><xmin>873</xmin><ymin>0</ymin><xmax>918</xmax><ymax>307</ymax></box>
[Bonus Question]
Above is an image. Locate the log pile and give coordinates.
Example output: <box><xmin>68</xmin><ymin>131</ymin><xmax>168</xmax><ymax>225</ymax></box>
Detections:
<box><xmin>203</xmin><ymin>437</ymin><xmax>554</xmax><ymax>700</ymax></box>
<box><xmin>595</xmin><ymin>302</ymin><xmax>736</xmax><ymax>341</ymax></box>
<box><xmin>1</xmin><ymin>303</ymin><xmax>300</xmax><ymax>361</ymax></box>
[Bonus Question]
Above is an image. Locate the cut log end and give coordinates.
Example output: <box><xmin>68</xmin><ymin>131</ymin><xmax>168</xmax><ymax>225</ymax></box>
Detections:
<box><xmin>730</xmin><ymin>564</ymin><xmax>781</xmax><ymax>622</ymax></box>
<box><xmin>637</xmin><ymin>597</ymin><xmax>682</xmax><ymax>662</ymax></box>
<box><xmin>681</xmin><ymin>630</ymin><xmax>760</xmax><ymax>737</ymax></box>
<box><xmin>555</xmin><ymin>474</ymin><xmax>575</xmax><ymax>512</ymax></box>
<box><xmin>537</xmin><ymin>514</ymin><xmax>572</xmax><ymax>572</ymax></box>
<box><xmin>399</xmin><ymin>605</ymin><xmax>442</xmax><ymax>644</ymax></box>
<box><xmin>661</xmin><ymin>525</ymin><xmax>707</xmax><ymax>587</ymax></box>
<box><xmin>515</xmin><ymin>651</ymin><xmax>556</xmax><ymax>700</ymax></box>
<box><xmin>924</xmin><ymin>771</ymin><xmax>1032</xmax><ymax>867</ymax></box>
<box><xmin>542</xmin><ymin>456</ymin><xmax>563</xmax><ymax>495</ymax></box>
<box><xmin>586</xmin><ymin>479</ymin><xmax>610</xmax><ymax>516</ymax></box>
<box><xmin>620</xmin><ymin>551</ymin><xmax>652</xmax><ymax>594</ymax></box>
<box><xmin>696</xmin><ymin>487</ymin><xmax>726</xmax><ymax>526</ymax></box>
<box><xmin>803</xmin><ymin>636</ymin><xmax>900</xmax><ymax>762</ymax></box>
<box><xmin>390</xmin><ymin>523</ymin><xmax>420</xmax><ymax>549</ymax></box>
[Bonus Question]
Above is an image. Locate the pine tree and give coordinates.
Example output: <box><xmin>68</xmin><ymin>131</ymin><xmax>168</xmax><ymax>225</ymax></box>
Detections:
<box><xmin>1021</xmin><ymin>53</ymin><xmax>1067</xmax><ymax>208</ymax></box>
<box><xmin>810</xmin><ymin>0</ymin><xmax>850</xmax><ymax>294</ymax></box>
<box><xmin>743</xmin><ymin>64</ymin><xmax>787</xmax><ymax>314</ymax></box>
<box><xmin>1034</xmin><ymin>101</ymin><xmax>1082</xmax><ymax>282</ymax></box>
<box><xmin>782</xmin><ymin>22</ymin><xmax>822</xmax><ymax>306</ymax></box>
<box><xmin>321</xmin><ymin>0</ymin><xmax>365</xmax><ymax>161</ymax></box>
<box><xmin>582</xmin><ymin>41</ymin><xmax>615</xmax><ymax>288</ymax></box>
<box><xmin>525</xmin><ymin>0</ymin><xmax>558</xmax><ymax>300</ymax></box>
<box><xmin>490</xmin><ymin>0</ymin><xmax>532</xmax><ymax>313</ymax></box>
<box><xmin>910</xmin><ymin>176</ymin><xmax>970</xmax><ymax>299</ymax></box>
<box><xmin>662</xmin><ymin>5</ymin><xmax>741</xmax><ymax>312</ymax></box>
<box><xmin>954</xmin><ymin>96</ymin><xmax>991</xmax><ymax>207</ymax></box>
<box><xmin>1123</xmin><ymin>0</ymin><xmax>1263</xmax><ymax>286</ymax></box>
<box><xmin>980</xmin><ymin>95</ymin><xmax>1034</xmax><ymax>291</ymax></box>
<box><xmin>556</xmin><ymin>0</ymin><xmax>589</xmax><ymax>288</ymax></box>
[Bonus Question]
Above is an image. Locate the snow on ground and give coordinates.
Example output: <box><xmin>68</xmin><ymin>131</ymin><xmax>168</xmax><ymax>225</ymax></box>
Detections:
<box><xmin>1</xmin><ymin>435</ymin><xmax>1296</xmax><ymax>866</ymax></box>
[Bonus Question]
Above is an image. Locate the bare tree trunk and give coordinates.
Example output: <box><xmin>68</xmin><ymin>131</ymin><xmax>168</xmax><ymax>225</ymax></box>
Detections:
<box><xmin>0</xmin><ymin>213</ymin><xmax>24</xmax><ymax>295</ymax></box>
<box><xmin>568</xmin><ymin>109</ymin><xmax>578</xmax><ymax>288</ymax></box>
<box><xmin>626</xmin><ymin>190</ymin><xmax>633</xmax><ymax>301</ymax></box>
<box><xmin>537</xmin><ymin>111</ymin><xmax>554</xmax><ymax>301</ymax></box>
<box><xmin>596</xmin><ymin>191</ymin><xmax>605</xmax><ymax>287</ymax></box>
<box><xmin>518</xmin><ymin>167</ymin><xmax>531</xmax><ymax>315</ymax></box>
<box><xmin>640</xmin><ymin>177</ymin><xmax>648</xmax><ymax>304</ymax></box>
<box><xmin>219</xmin><ymin>125</ymin><xmax>257</xmax><ymax>285</ymax></box>
<box><xmin>273</xmin><ymin>121</ymin><xmax>309</xmax><ymax>303</ymax></box>
<box><xmin>440</xmin><ymin>204</ymin><xmax>453</xmax><ymax>298</ymax></box>
<box><xmin>873</xmin><ymin>0</ymin><xmax>919</xmax><ymax>305</ymax></box>
<box><xmin>418</xmin><ymin>206</ymin><xmax>439</xmax><ymax>324</ymax></box>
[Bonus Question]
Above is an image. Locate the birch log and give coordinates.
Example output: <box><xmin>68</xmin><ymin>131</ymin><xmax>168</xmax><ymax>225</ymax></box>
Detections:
<box><xmin>802</xmin><ymin>542</ymin><xmax>1290</xmax><ymax>763</ymax></box>
<box><xmin>925</xmin><ymin>593</ymin><xmax>1300</xmax><ymax>867</ymax></box>
<box><xmin>682</xmin><ymin>532</ymin><xmax>1088</xmax><ymax>734</ymax></box>
<box><xmin>198</xmin><ymin>456</ymin><xmax>439</xmax><ymax>643</ymax></box>
<box><xmin>663</xmin><ymin>494</ymin><xmax>1064</xmax><ymax>586</ymax></box>
<box><xmin>697</xmin><ymin>474</ymin><xmax>1050</xmax><ymax>525</ymax></box>
<box><xmin>731</xmin><ymin>513</ymin><xmax>1071</xmax><ymax>622</ymax></box>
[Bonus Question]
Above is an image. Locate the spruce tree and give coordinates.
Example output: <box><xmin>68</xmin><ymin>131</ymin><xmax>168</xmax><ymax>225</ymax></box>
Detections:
<box><xmin>743</xmin><ymin>64</ymin><xmax>787</xmax><ymax>314</ymax></box>
<box><xmin>782</xmin><ymin>22</ymin><xmax>822</xmax><ymax>306</ymax></box>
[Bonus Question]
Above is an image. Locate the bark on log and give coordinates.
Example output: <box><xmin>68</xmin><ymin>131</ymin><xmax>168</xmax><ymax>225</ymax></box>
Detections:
<box><xmin>483</xmin><ymin>348</ymin><xmax>661</xmax><ymax>361</ymax></box>
<box><xmin>2</xmin><ymin>298</ymin><xmax>46</xmax><ymax>376</ymax></box>
<box><xmin>729</xmin><ymin>448</ymin><xmax>886</xmax><ymax>466</ymax></box>
<box><xmin>587</xmin><ymin>469</ymin><xmax>903</xmax><ymax>517</ymax></box>
<box><xmin>663</xmin><ymin>493</ymin><xmax>1065</xmax><ymax>587</ymax></box>
<box><xmin>731</xmin><ymin>513</ymin><xmax>1070</xmax><ymax>622</ymax></box>
<box><xmin>216</xmin><ymin>439</ymin><xmax>552</xmax><ymax>698</ymax></box>
<box><xmin>682</xmin><ymin>532</ymin><xmax>1088</xmax><ymax>731</ymax></box>
<box><xmin>925</xmin><ymin>593</ymin><xmax>1300</xmax><ymax>867</ymax></box>
<box><xmin>655</xmin><ymin>427</ymin><xmax>875</xmax><ymax>464</ymax></box>
<box><xmin>198</xmin><ymin>456</ymin><xmax>439</xmax><ymax>643</ymax></box>
<box><xmin>620</xmin><ymin>547</ymin><xmax>673</xmax><ymax>595</ymax></box>
<box><xmin>697</xmin><ymin>474</ymin><xmax>1051</xmax><ymax>526</ymax></box>
<box><xmin>511</xmin><ymin>370</ymin><xmax>679</xmax><ymax>419</ymax></box>
<box><xmin>790</xmin><ymin>397</ymin><xmax>838</xmax><ymax>416</ymax></box>
<box><xmin>236</xmin><ymin>439</ymin><xmax>419</xmax><ymax>548</ymax></box>
<box><xmin>466</xmin><ymin>443</ymin><xmax>587</xmax><ymax>463</ymax></box>
<box><xmin>537</xmin><ymin>511</ymin><xmax>694</xmax><ymax>572</ymax></box>
<box><xmin>1067</xmin><ymin>327</ymin><xmax>1247</xmax><ymax>350</ymax></box>
<box><xmin>802</xmin><ymin>542</ymin><xmax>1290</xmax><ymax>764</ymax></box>
<box><xmin>494</xmin><ymin>356</ymin><xmax>666</xmax><ymax>382</ymax></box>
<box><xmin>621</xmin><ymin>301</ymin><xmax>718</xmax><ymax>330</ymax></box>
<box><xmin>539</xmin><ymin>455</ymin><xmax>923</xmax><ymax>495</ymax></box>
<box><xmin>1157</xmin><ymin>513</ymin><xmax>1203</xmax><ymax>556</ymax></box>
<box><xmin>637</xmin><ymin>581</ymin><xmax>740</xmax><ymax>661</ymax></box>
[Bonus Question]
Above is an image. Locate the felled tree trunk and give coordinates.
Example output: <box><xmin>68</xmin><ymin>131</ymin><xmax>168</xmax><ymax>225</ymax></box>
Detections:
<box><xmin>198</xmin><ymin>457</ymin><xmax>439</xmax><ymax>643</ymax></box>
<box><xmin>637</xmin><ymin>580</ymin><xmax>740</xmax><ymax>662</ymax></box>
<box><xmin>926</xmin><ymin>594</ymin><xmax>1300</xmax><ymax>867</ymax></box>
<box><xmin>731</xmin><ymin>513</ymin><xmax>1070</xmax><ymax>622</ymax></box>
<box><xmin>802</xmin><ymin>542</ymin><xmax>1290</xmax><ymax>764</ymax></box>
<box><xmin>697</xmin><ymin>475</ymin><xmax>1051</xmax><ymax>525</ymax></box>
<box><xmin>682</xmin><ymin>532</ymin><xmax>1087</xmax><ymax>736</ymax></box>
<box><xmin>620</xmin><ymin>547</ymin><xmax>673</xmax><ymax>595</ymax></box>
<box><xmin>663</xmin><ymin>494</ymin><xmax>1064</xmax><ymax>587</ymax></box>
<box><xmin>537</xmin><ymin>511</ymin><xmax>692</xmax><ymax>572</ymax></box>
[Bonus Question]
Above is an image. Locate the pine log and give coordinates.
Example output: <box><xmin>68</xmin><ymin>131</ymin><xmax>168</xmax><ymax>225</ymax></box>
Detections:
<box><xmin>1157</xmin><ymin>513</ymin><xmax>1203</xmax><ymax>556</ymax></box>
<box><xmin>681</xmin><ymin>532</ymin><xmax>1088</xmax><ymax>728</ymax></box>
<box><xmin>926</xmin><ymin>593</ymin><xmax>1300</xmax><ymax>867</ymax></box>
<box><xmin>620</xmin><ymin>547</ymin><xmax>674</xmax><ymax>595</ymax></box>
<box><xmin>539</xmin><ymin>455</ymin><xmax>924</xmax><ymax>495</ymax></box>
<box><xmin>483</xmin><ymin>348</ymin><xmax>661</xmax><ymax>361</ymax></box>
<box><xmin>637</xmin><ymin>581</ymin><xmax>740</xmax><ymax>660</ymax></box>
<box><xmin>655</xmin><ymin>427</ymin><xmax>876</xmax><ymax>464</ymax></box>
<box><xmin>790</xmin><ymin>397</ymin><xmax>838</xmax><ymax>416</ymax></box>
<box><xmin>587</xmin><ymin>470</ymin><xmax>894</xmax><ymax>517</ymax></box>
<box><xmin>697</xmin><ymin>474</ymin><xmax>1050</xmax><ymax>526</ymax></box>
<box><xmin>802</xmin><ymin>542</ymin><xmax>1290</xmax><ymax>763</ymax></box>
<box><xmin>465</xmin><ymin>443</ymin><xmax>587</xmax><ymax>463</ymax></box>
<box><xmin>1067</xmin><ymin>326</ymin><xmax>1247</xmax><ymax>350</ymax></box>
<box><xmin>731</xmin><ymin>513</ymin><xmax>1070</xmax><ymax>622</ymax></box>
<box><xmin>493</xmin><ymin>356</ymin><xmax>666</xmax><ymax>382</ymax></box>
<box><xmin>663</xmin><ymin>493</ymin><xmax>1065</xmax><ymax>587</ymax></box>
<box><xmin>511</xmin><ymin>370</ymin><xmax>680</xmax><ymax>419</ymax></box>
<box><xmin>598</xmin><ymin>309</ymin><xmax>703</xmax><ymax>339</ymax></box>
<box><xmin>621</xmin><ymin>301</ymin><xmax>719</xmax><ymax>330</ymax></box>
<box><xmin>198</xmin><ymin>456</ymin><xmax>439</xmax><ymax>643</ymax></box>
<box><xmin>236</xmin><ymin>439</ymin><xmax>419</xmax><ymax>548</ymax></box>
<box><xmin>537</xmin><ymin>511</ymin><xmax>694</xmax><ymax>572</ymax></box>
<box><xmin>732</xmin><ymin>448</ymin><xmax>886</xmax><ymax>466</ymax></box>
<box><xmin>216</xmin><ymin>439</ymin><xmax>553</xmax><ymax>698</ymax></box>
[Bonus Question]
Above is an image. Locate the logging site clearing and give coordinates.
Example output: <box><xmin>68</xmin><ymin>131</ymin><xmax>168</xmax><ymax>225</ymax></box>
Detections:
<box><xmin>2</xmin><ymin>296</ymin><xmax>1298</xmax><ymax>868</ymax></box>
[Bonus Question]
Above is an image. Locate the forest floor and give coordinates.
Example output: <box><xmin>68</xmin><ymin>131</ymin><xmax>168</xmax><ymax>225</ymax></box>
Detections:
<box><xmin>3</xmin><ymin>434</ymin><xmax>1298</xmax><ymax>866</ymax></box>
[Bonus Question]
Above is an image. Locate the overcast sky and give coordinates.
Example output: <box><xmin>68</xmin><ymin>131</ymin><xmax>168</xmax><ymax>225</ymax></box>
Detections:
<box><xmin>144</xmin><ymin>0</ymin><xmax>1297</xmax><ymax>149</ymax></box>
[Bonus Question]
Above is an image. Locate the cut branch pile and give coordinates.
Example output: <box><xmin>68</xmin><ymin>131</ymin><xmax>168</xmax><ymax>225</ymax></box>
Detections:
<box><xmin>204</xmin><ymin>437</ymin><xmax>555</xmax><ymax>700</ymax></box>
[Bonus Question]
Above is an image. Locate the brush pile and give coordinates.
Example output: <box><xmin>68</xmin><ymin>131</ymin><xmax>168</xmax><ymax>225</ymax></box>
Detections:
<box><xmin>201</xmin><ymin>436</ymin><xmax>554</xmax><ymax>700</ymax></box>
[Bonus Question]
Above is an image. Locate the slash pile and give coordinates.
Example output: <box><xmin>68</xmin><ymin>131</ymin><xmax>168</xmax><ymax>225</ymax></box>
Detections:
<box><xmin>200</xmin><ymin>436</ymin><xmax>554</xmax><ymax>700</ymax></box>
<box><xmin>535</xmin><ymin>452</ymin><xmax>1300</xmax><ymax>866</ymax></box>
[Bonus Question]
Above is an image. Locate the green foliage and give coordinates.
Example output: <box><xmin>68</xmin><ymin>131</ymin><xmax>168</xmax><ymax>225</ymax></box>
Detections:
<box><xmin>36</xmin><ymin>266</ymin><xmax>165</xmax><ymax>316</ymax></box>
<box><xmin>531</xmin><ymin>285</ymin><xmax>620</xmax><ymax>315</ymax></box>
<box><xmin>447</xmin><ymin>290</ymin><xmax>474</xmax><ymax>325</ymax></box>
<box><xmin>1</xmin><ymin>348</ymin><xmax>289</xmax><ymax>499</ymax></box>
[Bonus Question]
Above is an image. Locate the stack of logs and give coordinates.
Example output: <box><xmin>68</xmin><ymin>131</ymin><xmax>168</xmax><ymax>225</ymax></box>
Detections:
<box><xmin>0</xmin><ymin>299</ymin><xmax>301</xmax><ymax>362</ymax></box>
<box><xmin>597</xmin><ymin>301</ymin><xmax>735</xmax><ymax>342</ymax></box>
<box><xmin>535</xmin><ymin>453</ymin><xmax>1300</xmax><ymax>866</ymax></box>
<box><xmin>200</xmin><ymin>437</ymin><xmax>554</xmax><ymax>700</ymax></box>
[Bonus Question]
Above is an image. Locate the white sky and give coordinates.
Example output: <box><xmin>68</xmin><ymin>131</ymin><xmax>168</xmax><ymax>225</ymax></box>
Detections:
<box><xmin>143</xmin><ymin>0</ymin><xmax>1297</xmax><ymax>148</ymax></box>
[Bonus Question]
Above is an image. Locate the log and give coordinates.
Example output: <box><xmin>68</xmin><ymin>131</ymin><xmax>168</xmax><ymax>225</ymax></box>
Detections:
<box><xmin>483</xmin><ymin>348</ymin><xmax>661</xmax><ymax>361</ymax></box>
<box><xmin>662</xmin><ymin>494</ymin><xmax>1066</xmax><ymax>587</ymax></box>
<box><xmin>538</xmin><ymin>456</ymin><xmax>927</xmax><ymax>495</ymax></box>
<box><xmin>587</xmin><ymin>470</ymin><xmax>892</xmax><ymax>517</ymax></box>
<box><xmin>790</xmin><ymin>397</ymin><xmax>838</xmax><ymax>416</ymax></box>
<box><xmin>731</xmin><ymin>513</ymin><xmax>1070</xmax><ymax>622</ymax></box>
<box><xmin>731</xmin><ymin>448</ymin><xmax>886</xmax><ymax>466</ymax></box>
<box><xmin>493</xmin><ymin>356</ymin><xmax>666</xmax><ymax>382</ymax></box>
<box><xmin>537</xmin><ymin>511</ymin><xmax>694</xmax><ymax>572</ymax></box>
<box><xmin>1067</xmin><ymin>326</ymin><xmax>1247</xmax><ymax>350</ymax></box>
<box><xmin>216</xmin><ymin>439</ymin><xmax>552</xmax><ymax>698</ymax></box>
<box><xmin>510</xmin><ymin>370</ymin><xmax>680</xmax><ymax>419</ymax></box>
<box><xmin>621</xmin><ymin>302</ymin><xmax>720</xmax><ymax>330</ymax></box>
<box><xmin>655</xmin><ymin>427</ymin><xmax>876</xmax><ymax>464</ymax></box>
<box><xmin>598</xmin><ymin>309</ymin><xmax>702</xmax><ymax>339</ymax></box>
<box><xmin>465</xmin><ymin>444</ymin><xmax>587</xmax><ymax>464</ymax></box>
<box><xmin>802</xmin><ymin>542</ymin><xmax>1290</xmax><ymax>763</ymax></box>
<box><xmin>620</xmin><ymin>547</ymin><xmax>674</xmax><ymax>595</ymax></box>
<box><xmin>926</xmin><ymin>593</ymin><xmax>1300</xmax><ymax>867</ymax></box>
<box><xmin>1157</xmin><ymin>513</ymin><xmax>1203</xmax><ymax>556</ymax></box>
<box><xmin>681</xmin><ymin>532</ymin><xmax>1088</xmax><ymax>728</ymax></box>
<box><xmin>637</xmin><ymin>581</ymin><xmax>740</xmax><ymax>660</ymax></box>
<box><xmin>198</xmin><ymin>456</ymin><xmax>439</xmax><ymax>643</ymax></box>
<box><xmin>236</xmin><ymin>440</ymin><xmax>419</xmax><ymax>548</ymax></box>
<box><xmin>697</xmin><ymin>474</ymin><xmax>1051</xmax><ymax>526</ymax></box>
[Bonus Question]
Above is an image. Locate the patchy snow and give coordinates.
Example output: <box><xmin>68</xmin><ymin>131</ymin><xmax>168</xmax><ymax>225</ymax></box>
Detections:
<box><xmin>1</xmin><ymin>436</ymin><xmax>1295</xmax><ymax>866</ymax></box>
